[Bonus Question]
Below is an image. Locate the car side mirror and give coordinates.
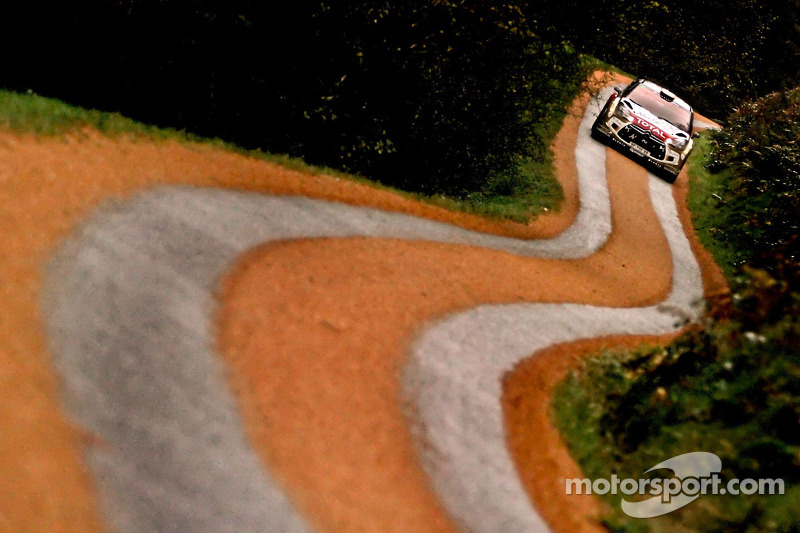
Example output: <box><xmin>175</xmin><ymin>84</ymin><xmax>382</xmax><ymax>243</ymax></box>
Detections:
<box><xmin>692</xmin><ymin>132</ymin><xmax>700</xmax><ymax>139</ymax></box>
<box><xmin>613</xmin><ymin>86</ymin><xmax>622</xmax><ymax>93</ymax></box>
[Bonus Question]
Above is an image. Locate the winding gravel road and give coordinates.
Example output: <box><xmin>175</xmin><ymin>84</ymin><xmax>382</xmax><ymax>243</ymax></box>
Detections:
<box><xmin>42</xmin><ymin>86</ymin><xmax>704</xmax><ymax>532</ymax></box>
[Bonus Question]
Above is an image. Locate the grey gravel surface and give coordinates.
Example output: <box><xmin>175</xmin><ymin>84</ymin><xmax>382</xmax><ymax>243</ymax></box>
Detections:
<box><xmin>402</xmin><ymin>175</ymin><xmax>703</xmax><ymax>533</ymax></box>
<box><xmin>41</xmin><ymin>86</ymin><xmax>671</xmax><ymax>533</ymax></box>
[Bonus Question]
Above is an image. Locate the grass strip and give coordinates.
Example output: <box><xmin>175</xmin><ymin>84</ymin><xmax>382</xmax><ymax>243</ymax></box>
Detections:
<box><xmin>0</xmin><ymin>84</ymin><xmax>583</xmax><ymax>222</ymax></box>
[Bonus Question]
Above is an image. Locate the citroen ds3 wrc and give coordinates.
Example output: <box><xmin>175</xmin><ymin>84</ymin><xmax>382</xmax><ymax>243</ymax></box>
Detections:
<box><xmin>591</xmin><ymin>79</ymin><xmax>699</xmax><ymax>183</ymax></box>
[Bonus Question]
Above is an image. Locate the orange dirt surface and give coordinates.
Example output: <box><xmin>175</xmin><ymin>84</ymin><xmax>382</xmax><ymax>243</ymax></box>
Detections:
<box><xmin>0</xmin><ymin>87</ymin><xmax>582</xmax><ymax>533</ymax></box>
<box><xmin>0</xmin><ymin>65</ymin><xmax>722</xmax><ymax>533</ymax></box>
<box><xmin>501</xmin><ymin>162</ymin><xmax>728</xmax><ymax>533</ymax></box>
<box><xmin>214</xmin><ymin>98</ymin><xmax>693</xmax><ymax>533</ymax></box>
<box><xmin>214</xmin><ymin>74</ymin><xmax>725</xmax><ymax>532</ymax></box>
<box><xmin>503</xmin><ymin>334</ymin><xmax>676</xmax><ymax>533</ymax></box>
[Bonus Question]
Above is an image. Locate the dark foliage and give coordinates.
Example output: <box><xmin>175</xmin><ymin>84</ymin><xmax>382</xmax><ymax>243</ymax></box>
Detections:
<box><xmin>0</xmin><ymin>1</ymin><xmax>586</xmax><ymax>196</ymax></box>
<box><xmin>2</xmin><ymin>2</ymin><xmax>798</xmax><ymax>194</ymax></box>
<box><xmin>527</xmin><ymin>0</ymin><xmax>800</xmax><ymax>121</ymax></box>
<box><xmin>707</xmin><ymin>87</ymin><xmax>800</xmax><ymax>266</ymax></box>
<box><xmin>557</xmin><ymin>261</ymin><xmax>800</xmax><ymax>530</ymax></box>
<box><xmin>556</xmin><ymin>87</ymin><xmax>800</xmax><ymax>531</ymax></box>
<box><xmin>601</xmin><ymin>262</ymin><xmax>800</xmax><ymax>478</ymax></box>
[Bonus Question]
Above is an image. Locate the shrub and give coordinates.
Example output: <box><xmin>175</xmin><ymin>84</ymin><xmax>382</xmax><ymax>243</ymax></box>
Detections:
<box><xmin>555</xmin><ymin>263</ymin><xmax>800</xmax><ymax>532</ymax></box>
<box><xmin>553</xmin><ymin>81</ymin><xmax>800</xmax><ymax>533</ymax></box>
<box><xmin>0</xmin><ymin>1</ymin><xmax>587</xmax><ymax>198</ymax></box>
<box><xmin>707</xmin><ymin>88</ymin><xmax>800</xmax><ymax>265</ymax></box>
<box><xmin>528</xmin><ymin>0</ymin><xmax>800</xmax><ymax>121</ymax></box>
<box><xmin>281</xmin><ymin>1</ymin><xmax>587</xmax><ymax>195</ymax></box>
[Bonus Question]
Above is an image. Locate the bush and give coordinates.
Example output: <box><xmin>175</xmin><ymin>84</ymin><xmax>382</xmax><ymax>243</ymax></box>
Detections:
<box><xmin>527</xmin><ymin>0</ymin><xmax>800</xmax><ymax>121</ymax></box>
<box><xmin>707</xmin><ymin>88</ymin><xmax>800</xmax><ymax>265</ymax></box>
<box><xmin>553</xmin><ymin>82</ymin><xmax>800</xmax><ymax>533</ymax></box>
<box><xmin>0</xmin><ymin>1</ymin><xmax>587</xmax><ymax>198</ymax></box>
<box><xmin>555</xmin><ymin>264</ymin><xmax>800</xmax><ymax>532</ymax></box>
<box><xmin>283</xmin><ymin>1</ymin><xmax>587</xmax><ymax>195</ymax></box>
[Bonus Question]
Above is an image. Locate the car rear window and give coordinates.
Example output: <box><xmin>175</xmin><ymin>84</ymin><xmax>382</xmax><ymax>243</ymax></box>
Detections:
<box><xmin>627</xmin><ymin>85</ymin><xmax>692</xmax><ymax>132</ymax></box>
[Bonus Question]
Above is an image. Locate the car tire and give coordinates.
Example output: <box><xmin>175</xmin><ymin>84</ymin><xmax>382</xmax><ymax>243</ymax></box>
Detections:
<box><xmin>659</xmin><ymin>168</ymin><xmax>680</xmax><ymax>184</ymax></box>
<box><xmin>591</xmin><ymin>100</ymin><xmax>612</xmax><ymax>132</ymax></box>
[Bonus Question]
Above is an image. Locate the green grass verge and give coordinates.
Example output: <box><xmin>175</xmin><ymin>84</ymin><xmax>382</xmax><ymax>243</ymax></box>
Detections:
<box><xmin>0</xmin><ymin>89</ymin><xmax>369</xmax><ymax>180</ymax></box>
<box><xmin>456</xmin><ymin>56</ymin><xmax>603</xmax><ymax>221</ymax></box>
<box><xmin>0</xmin><ymin>87</ymin><xmax>580</xmax><ymax>223</ymax></box>
<box><xmin>551</xmin><ymin>130</ymin><xmax>800</xmax><ymax>532</ymax></box>
<box><xmin>686</xmin><ymin>134</ymin><xmax>763</xmax><ymax>279</ymax></box>
<box><xmin>582</xmin><ymin>55</ymin><xmax>636</xmax><ymax>80</ymax></box>
<box><xmin>554</xmin><ymin>341</ymin><xmax>800</xmax><ymax>533</ymax></box>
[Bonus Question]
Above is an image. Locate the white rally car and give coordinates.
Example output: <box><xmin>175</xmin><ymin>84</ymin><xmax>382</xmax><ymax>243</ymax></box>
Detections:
<box><xmin>591</xmin><ymin>79</ymin><xmax>699</xmax><ymax>183</ymax></box>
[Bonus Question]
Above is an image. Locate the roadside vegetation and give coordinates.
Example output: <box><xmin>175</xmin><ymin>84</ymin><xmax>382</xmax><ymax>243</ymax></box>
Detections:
<box><xmin>0</xmin><ymin>85</ymin><xmax>577</xmax><ymax>222</ymax></box>
<box><xmin>528</xmin><ymin>0</ymin><xmax>800</xmax><ymax>122</ymax></box>
<box><xmin>3</xmin><ymin>1</ymin><xmax>798</xmax><ymax>219</ymax></box>
<box><xmin>3</xmin><ymin>3</ymin><xmax>800</xmax><ymax>530</ymax></box>
<box><xmin>553</xmin><ymin>87</ymin><xmax>800</xmax><ymax>532</ymax></box>
<box><xmin>0</xmin><ymin>2</ymin><xmax>597</xmax><ymax>222</ymax></box>
<box><xmin>0</xmin><ymin>88</ymin><xmax>376</xmax><ymax>180</ymax></box>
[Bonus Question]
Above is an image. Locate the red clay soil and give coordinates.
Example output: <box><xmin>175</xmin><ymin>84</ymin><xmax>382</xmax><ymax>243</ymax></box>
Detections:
<box><xmin>214</xmin><ymin>78</ymin><xmax>725</xmax><ymax>532</ymax></box>
<box><xmin>214</xmin><ymin>123</ymin><xmax>686</xmax><ymax>532</ymax></box>
<box><xmin>501</xmin><ymin>162</ymin><xmax>728</xmax><ymax>533</ymax></box>
<box><xmin>0</xmin><ymin>114</ymin><xmax>580</xmax><ymax>532</ymax></box>
<box><xmin>0</xmin><ymin>67</ymin><xmax>722</xmax><ymax>533</ymax></box>
<box><xmin>503</xmin><ymin>334</ymin><xmax>677</xmax><ymax>533</ymax></box>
